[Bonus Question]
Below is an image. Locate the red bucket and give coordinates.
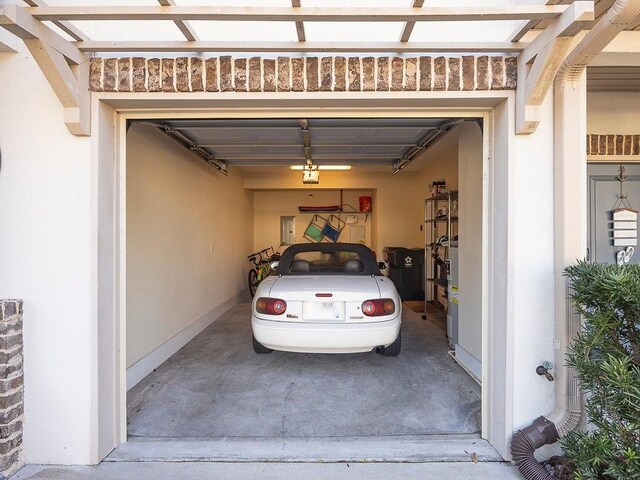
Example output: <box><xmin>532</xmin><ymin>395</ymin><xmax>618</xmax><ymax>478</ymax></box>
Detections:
<box><xmin>359</xmin><ymin>196</ymin><xmax>372</xmax><ymax>212</ymax></box>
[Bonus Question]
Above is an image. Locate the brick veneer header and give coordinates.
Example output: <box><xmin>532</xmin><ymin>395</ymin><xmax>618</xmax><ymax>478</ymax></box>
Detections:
<box><xmin>89</xmin><ymin>55</ymin><xmax>517</xmax><ymax>93</ymax></box>
<box><xmin>587</xmin><ymin>134</ymin><xmax>640</xmax><ymax>156</ymax></box>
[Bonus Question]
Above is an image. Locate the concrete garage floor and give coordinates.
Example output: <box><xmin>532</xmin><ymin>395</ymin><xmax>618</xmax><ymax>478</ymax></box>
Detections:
<box><xmin>127</xmin><ymin>303</ymin><xmax>481</xmax><ymax>438</ymax></box>
<box><xmin>12</xmin><ymin>306</ymin><xmax>514</xmax><ymax>480</ymax></box>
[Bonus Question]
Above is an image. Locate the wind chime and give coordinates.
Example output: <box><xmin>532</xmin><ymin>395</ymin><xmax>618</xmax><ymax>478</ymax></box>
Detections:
<box><xmin>611</xmin><ymin>165</ymin><xmax>637</xmax><ymax>266</ymax></box>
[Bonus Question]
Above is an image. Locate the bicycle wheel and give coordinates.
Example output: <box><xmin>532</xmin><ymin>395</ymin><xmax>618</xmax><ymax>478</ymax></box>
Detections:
<box><xmin>248</xmin><ymin>269</ymin><xmax>260</xmax><ymax>298</ymax></box>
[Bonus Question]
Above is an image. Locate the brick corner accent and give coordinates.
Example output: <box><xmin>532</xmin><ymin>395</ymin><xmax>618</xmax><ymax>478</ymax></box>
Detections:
<box><xmin>587</xmin><ymin>134</ymin><xmax>640</xmax><ymax>156</ymax></box>
<box><xmin>0</xmin><ymin>300</ymin><xmax>24</xmax><ymax>479</ymax></box>
<box><xmin>89</xmin><ymin>55</ymin><xmax>518</xmax><ymax>94</ymax></box>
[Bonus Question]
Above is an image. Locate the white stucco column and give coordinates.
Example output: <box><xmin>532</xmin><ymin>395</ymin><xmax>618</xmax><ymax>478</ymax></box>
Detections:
<box><xmin>550</xmin><ymin>71</ymin><xmax>587</xmax><ymax>434</ymax></box>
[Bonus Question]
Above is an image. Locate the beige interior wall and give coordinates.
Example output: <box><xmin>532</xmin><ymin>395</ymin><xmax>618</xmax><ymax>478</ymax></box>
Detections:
<box><xmin>245</xmin><ymin>170</ymin><xmax>425</xmax><ymax>259</ymax></box>
<box><xmin>126</xmin><ymin>125</ymin><xmax>253</xmax><ymax>367</ymax></box>
<box><xmin>456</xmin><ymin>123</ymin><xmax>484</xmax><ymax>365</ymax></box>
<box><xmin>253</xmin><ymin>189</ymin><xmax>373</xmax><ymax>252</ymax></box>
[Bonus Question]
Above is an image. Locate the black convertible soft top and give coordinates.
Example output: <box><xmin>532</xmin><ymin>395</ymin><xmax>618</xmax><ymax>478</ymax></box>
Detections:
<box><xmin>275</xmin><ymin>242</ymin><xmax>381</xmax><ymax>276</ymax></box>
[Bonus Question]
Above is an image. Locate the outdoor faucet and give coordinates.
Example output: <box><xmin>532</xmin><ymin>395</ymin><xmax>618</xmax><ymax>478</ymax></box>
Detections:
<box><xmin>536</xmin><ymin>362</ymin><xmax>554</xmax><ymax>382</ymax></box>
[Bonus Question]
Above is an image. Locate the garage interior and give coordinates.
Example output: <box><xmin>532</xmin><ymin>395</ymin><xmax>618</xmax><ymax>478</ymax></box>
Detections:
<box><xmin>120</xmin><ymin>116</ymin><xmax>486</xmax><ymax>459</ymax></box>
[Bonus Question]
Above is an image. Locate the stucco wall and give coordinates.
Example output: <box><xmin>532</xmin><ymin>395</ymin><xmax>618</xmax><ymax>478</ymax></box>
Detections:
<box><xmin>0</xmin><ymin>46</ymin><xmax>94</xmax><ymax>464</ymax></box>
<box><xmin>126</xmin><ymin>125</ymin><xmax>253</xmax><ymax>371</ymax></box>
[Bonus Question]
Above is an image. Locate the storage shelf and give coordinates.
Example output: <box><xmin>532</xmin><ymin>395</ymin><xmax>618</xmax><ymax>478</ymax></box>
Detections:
<box><xmin>425</xmin><ymin>216</ymin><xmax>458</xmax><ymax>223</ymax></box>
<box><xmin>425</xmin><ymin>191</ymin><xmax>458</xmax><ymax>202</ymax></box>
<box><xmin>299</xmin><ymin>210</ymin><xmax>372</xmax><ymax>214</ymax></box>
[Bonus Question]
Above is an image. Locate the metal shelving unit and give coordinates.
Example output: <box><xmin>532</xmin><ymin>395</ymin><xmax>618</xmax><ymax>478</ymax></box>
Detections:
<box><xmin>424</xmin><ymin>191</ymin><xmax>458</xmax><ymax>312</ymax></box>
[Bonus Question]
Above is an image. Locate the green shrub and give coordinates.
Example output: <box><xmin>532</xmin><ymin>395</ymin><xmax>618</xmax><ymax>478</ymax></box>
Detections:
<box><xmin>561</xmin><ymin>261</ymin><xmax>640</xmax><ymax>480</ymax></box>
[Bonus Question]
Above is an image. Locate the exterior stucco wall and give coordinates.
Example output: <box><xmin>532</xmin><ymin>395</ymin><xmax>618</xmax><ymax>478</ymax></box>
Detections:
<box><xmin>0</xmin><ymin>47</ymin><xmax>95</xmax><ymax>464</ymax></box>
<box><xmin>1</xmin><ymin>45</ymin><xmax>565</xmax><ymax>465</ymax></box>
<box><xmin>510</xmin><ymin>92</ymin><xmax>557</xmax><ymax>434</ymax></box>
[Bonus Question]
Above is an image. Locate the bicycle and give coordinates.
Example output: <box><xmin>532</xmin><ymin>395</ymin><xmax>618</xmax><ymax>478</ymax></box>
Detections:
<box><xmin>247</xmin><ymin>246</ymin><xmax>281</xmax><ymax>297</ymax></box>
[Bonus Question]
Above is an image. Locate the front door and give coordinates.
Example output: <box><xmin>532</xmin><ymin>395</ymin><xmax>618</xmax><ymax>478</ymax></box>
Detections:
<box><xmin>588</xmin><ymin>163</ymin><xmax>640</xmax><ymax>264</ymax></box>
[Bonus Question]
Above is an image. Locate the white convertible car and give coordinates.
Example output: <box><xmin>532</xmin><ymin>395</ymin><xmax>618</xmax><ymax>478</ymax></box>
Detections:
<box><xmin>251</xmin><ymin>243</ymin><xmax>402</xmax><ymax>356</ymax></box>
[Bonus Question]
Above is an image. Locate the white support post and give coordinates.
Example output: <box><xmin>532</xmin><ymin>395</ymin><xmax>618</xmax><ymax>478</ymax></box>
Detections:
<box><xmin>552</xmin><ymin>71</ymin><xmax>587</xmax><ymax>422</ymax></box>
<box><xmin>554</xmin><ymin>72</ymin><xmax>587</xmax><ymax>274</ymax></box>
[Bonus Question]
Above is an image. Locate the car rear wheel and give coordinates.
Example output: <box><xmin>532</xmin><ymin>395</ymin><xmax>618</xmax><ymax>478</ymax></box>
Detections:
<box><xmin>252</xmin><ymin>334</ymin><xmax>273</xmax><ymax>354</ymax></box>
<box><xmin>381</xmin><ymin>331</ymin><xmax>401</xmax><ymax>356</ymax></box>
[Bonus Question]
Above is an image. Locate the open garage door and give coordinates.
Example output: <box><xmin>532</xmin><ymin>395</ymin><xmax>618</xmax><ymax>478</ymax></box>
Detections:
<box><xmin>116</xmin><ymin>116</ymin><xmax>489</xmax><ymax>463</ymax></box>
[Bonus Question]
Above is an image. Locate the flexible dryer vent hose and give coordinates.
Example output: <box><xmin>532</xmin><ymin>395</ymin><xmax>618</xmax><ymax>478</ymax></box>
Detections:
<box><xmin>511</xmin><ymin>417</ymin><xmax>559</xmax><ymax>480</ymax></box>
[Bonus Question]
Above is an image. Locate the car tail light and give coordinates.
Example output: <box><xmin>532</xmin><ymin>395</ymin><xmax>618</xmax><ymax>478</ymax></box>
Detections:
<box><xmin>255</xmin><ymin>297</ymin><xmax>287</xmax><ymax>315</ymax></box>
<box><xmin>362</xmin><ymin>299</ymin><xmax>395</xmax><ymax>316</ymax></box>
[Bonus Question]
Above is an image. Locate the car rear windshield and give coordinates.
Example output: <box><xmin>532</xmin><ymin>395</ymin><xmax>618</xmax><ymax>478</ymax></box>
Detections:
<box><xmin>287</xmin><ymin>250</ymin><xmax>366</xmax><ymax>275</ymax></box>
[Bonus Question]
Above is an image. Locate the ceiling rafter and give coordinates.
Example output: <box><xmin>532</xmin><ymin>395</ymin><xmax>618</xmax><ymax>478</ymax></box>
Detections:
<box><xmin>399</xmin><ymin>0</ymin><xmax>425</xmax><ymax>43</ymax></box>
<box><xmin>291</xmin><ymin>0</ymin><xmax>306</xmax><ymax>42</ymax></box>
<box><xmin>157</xmin><ymin>0</ymin><xmax>199</xmax><ymax>42</ymax></box>
<box><xmin>26</xmin><ymin>5</ymin><xmax>571</xmax><ymax>22</ymax></box>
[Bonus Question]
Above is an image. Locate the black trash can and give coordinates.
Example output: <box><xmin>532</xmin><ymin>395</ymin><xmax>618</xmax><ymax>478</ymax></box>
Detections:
<box><xmin>383</xmin><ymin>247</ymin><xmax>425</xmax><ymax>301</ymax></box>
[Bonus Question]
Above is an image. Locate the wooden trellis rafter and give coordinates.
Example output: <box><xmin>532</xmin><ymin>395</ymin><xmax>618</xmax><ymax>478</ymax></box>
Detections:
<box><xmin>0</xmin><ymin>1</ymin><xmax>605</xmax><ymax>137</ymax></box>
<box><xmin>399</xmin><ymin>0</ymin><xmax>425</xmax><ymax>43</ymax></box>
<box><xmin>157</xmin><ymin>0</ymin><xmax>199</xmax><ymax>42</ymax></box>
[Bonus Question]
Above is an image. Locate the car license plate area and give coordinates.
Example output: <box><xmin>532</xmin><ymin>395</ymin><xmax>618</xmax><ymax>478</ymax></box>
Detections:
<box><xmin>302</xmin><ymin>301</ymin><xmax>345</xmax><ymax>321</ymax></box>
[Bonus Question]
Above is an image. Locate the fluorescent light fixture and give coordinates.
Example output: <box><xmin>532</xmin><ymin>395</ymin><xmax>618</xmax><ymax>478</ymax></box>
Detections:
<box><xmin>290</xmin><ymin>165</ymin><xmax>352</xmax><ymax>171</ymax></box>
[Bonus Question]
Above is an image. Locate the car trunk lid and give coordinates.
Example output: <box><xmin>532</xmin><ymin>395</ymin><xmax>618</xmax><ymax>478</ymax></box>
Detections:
<box><xmin>268</xmin><ymin>275</ymin><xmax>381</xmax><ymax>323</ymax></box>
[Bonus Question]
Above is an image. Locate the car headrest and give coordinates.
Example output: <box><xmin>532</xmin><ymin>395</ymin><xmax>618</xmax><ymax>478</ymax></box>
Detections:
<box><xmin>344</xmin><ymin>259</ymin><xmax>364</xmax><ymax>273</ymax></box>
<box><xmin>290</xmin><ymin>259</ymin><xmax>310</xmax><ymax>273</ymax></box>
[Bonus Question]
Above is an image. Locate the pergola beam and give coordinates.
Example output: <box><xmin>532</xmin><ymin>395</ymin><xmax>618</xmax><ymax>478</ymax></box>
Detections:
<box><xmin>520</xmin><ymin>1</ymin><xmax>594</xmax><ymax>65</ymax></box>
<box><xmin>399</xmin><ymin>0</ymin><xmax>425</xmax><ymax>43</ymax></box>
<box><xmin>508</xmin><ymin>0</ymin><xmax>562</xmax><ymax>42</ymax></box>
<box><xmin>0</xmin><ymin>3</ymin><xmax>86</xmax><ymax>64</ymax></box>
<box><xmin>22</xmin><ymin>0</ymin><xmax>89</xmax><ymax>42</ymax></box>
<box><xmin>292</xmin><ymin>0</ymin><xmax>306</xmax><ymax>42</ymax></box>
<box><xmin>157</xmin><ymin>0</ymin><xmax>199</xmax><ymax>42</ymax></box>
<box><xmin>23</xmin><ymin>38</ymin><xmax>90</xmax><ymax>135</ymax></box>
<box><xmin>27</xmin><ymin>5</ymin><xmax>570</xmax><ymax>23</ymax></box>
<box><xmin>73</xmin><ymin>40</ymin><xmax>526</xmax><ymax>53</ymax></box>
<box><xmin>515</xmin><ymin>1</ymin><xmax>594</xmax><ymax>134</ymax></box>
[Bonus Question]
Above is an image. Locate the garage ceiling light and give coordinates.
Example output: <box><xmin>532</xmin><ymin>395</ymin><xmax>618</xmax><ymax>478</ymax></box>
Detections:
<box><xmin>290</xmin><ymin>165</ymin><xmax>352</xmax><ymax>171</ymax></box>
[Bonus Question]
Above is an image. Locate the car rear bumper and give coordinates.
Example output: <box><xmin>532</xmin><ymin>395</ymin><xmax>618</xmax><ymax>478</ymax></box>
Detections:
<box><xmin>251</xmin><ymin>316</ymin><xmax>401</xmax><ymax>354</ymax></box>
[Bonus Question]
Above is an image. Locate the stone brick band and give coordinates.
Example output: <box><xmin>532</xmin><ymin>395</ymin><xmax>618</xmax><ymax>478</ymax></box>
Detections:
<box><xmin>0</xmin><ymin>300</ymin><xmax>23</xmax><ymax>479</ymax></box>
<box><xmin>587</xmin><ymin>134</ymin><xmax>640</xmax><ymax>156</ymax></box>
<box><xmin>89</xmin><ymin>55</ymin><xmax>517</xmax><ymax>93</ymax></box>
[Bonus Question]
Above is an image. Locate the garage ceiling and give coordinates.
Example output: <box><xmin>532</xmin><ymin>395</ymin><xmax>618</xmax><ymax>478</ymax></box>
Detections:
<box><xmin>587</xmin><ymin>66</ymin><xmax>640</xmax><ymax>92</ymax></box>
<box><xmin>138</xmin><ymin>117</ymin><xmax>460</xmax><ymax>172</ymax></box>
